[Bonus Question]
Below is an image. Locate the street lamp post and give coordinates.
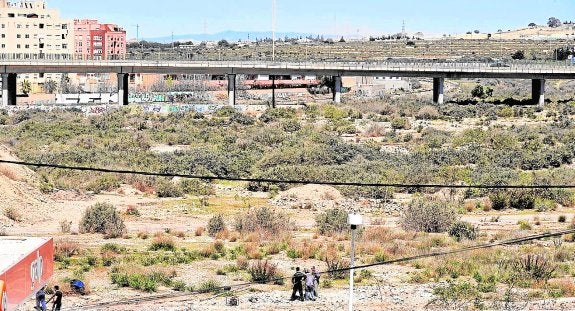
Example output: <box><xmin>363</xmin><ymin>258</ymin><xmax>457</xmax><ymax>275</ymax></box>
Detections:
<box><xmin>272</xmin><ymin>0</ymin><xmax>276</xmax><ymax>62</ymax></box>
<box><xmin>348</xmin><ymin>214</ymin><xmax>363</xmax><ymax>311</ymax></box>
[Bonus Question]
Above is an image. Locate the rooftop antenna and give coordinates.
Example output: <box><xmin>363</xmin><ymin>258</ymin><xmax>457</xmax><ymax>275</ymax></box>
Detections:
<box><xmin>402</xmin><ymin>20</ymin><xmax>406</xmax><ymax>38</ymax></box>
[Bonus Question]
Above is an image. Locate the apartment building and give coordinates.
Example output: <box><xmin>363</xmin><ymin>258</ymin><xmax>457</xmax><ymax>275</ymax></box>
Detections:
<box><xmin>0</xmin><ymin>0</ymin><xmax>72</xmax><ymax>92</ymax></box>
<box><xmin>74</xmin><ymin>19</ymin><xmax>126</xmax><ymax>60</ymax></box>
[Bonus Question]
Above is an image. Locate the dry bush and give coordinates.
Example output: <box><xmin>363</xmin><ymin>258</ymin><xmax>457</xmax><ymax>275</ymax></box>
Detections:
<box><xmin>248</xmin><ymin>260</ymin><xmax>279</xmax><ymax>284</ymax></box>
<box><xmin>234</xmin><ymin>207</ymin><xmax>291</xmax><ymax>235</ymax></box>
<box><xmin>401</xmin><ymin>199</ymin><xmax>458</xmax><ymax>233</ymax></box>
<box><xmin>322</xmin><ymin>245</ymin><xmax>349</xmax><ymax>280</ymax></box>
<box><xmin>194</xmin><ymin>227</ymin><xmax>205</xmax><ymax>236</ymax></box>
<box><xmin>244</xmin><ymin>242</ymin><xmax>263</xmax><ymax>260</ymax></box>
<box><xmin>149</xmin><ymin>234</ymin><xmax>176</xmax><ymax>251</ymax></box>
<box><xmin>0</xmin><ymin>165</ymin><xmax>20</xmax><ymax>181</ymax></box>
<box><xmin>137</xmin><ymin>231</ymin><xmax>150</xmax><ymax>239</ymax></box>
<box><xmin>416</xmin><ymin>105</ymin><xmax>440</xmax><ymax>120</ymax></box>
<box><xmin>292</xmin><ymin>239</ymin><xmax>321</xmax><ymax>259</ymax></box>
<box><xmin>59</xmin><ymin>220</ymin><xmax>72</xmax><ymax>233</ymax></box>
<box><xmin>236</xmin><ymin>256</ymin><xmax>249</xmax><ymax>270</ymax></box>
<box><xmin>363</xmin><ymin>124</ymin><xmax>386</xmax><ymax>137</ymax></box>
<box><xmin>215</xmin><ymin>229</ymin><xmax>231</xmax><ymax>240</ymax></box>
<box><xmin>3</xmin><ymin>206</ymin><xmax>22</xmax><ymax>222</ymax></box>
<box><xmin>172</xmin><ymin>230</ymin><xmax>186</xmax><ymax>238</ymax></box>
<box><xmin>54</xmin><ymin>239</ymin><xmax>80</xmax><ymax>261</ymax></box>
<box><xmin>362</xmin><ymin>226</ymin><xmax>394</xmax><ymax>243</ymax></box>
<box><xmin>207</xmin><ymin>214</ymin><xmax>226</xmax><ymax>237</ymax></box>
<box><xmin>133</xmin><ymin>181</ymin><xmax>155</xmax><ymax>194</ymax></box>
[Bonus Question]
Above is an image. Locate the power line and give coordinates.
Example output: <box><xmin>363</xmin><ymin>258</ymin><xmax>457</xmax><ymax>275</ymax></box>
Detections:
<box><xmin>68</xmin><ymin>228</ymin><xmax>575</xmax><ymax>310</ymax></box>
<box><xmin>2</xmin><ymin>159</ymin><xmax>575</xmax><ymax>190</ymax></box>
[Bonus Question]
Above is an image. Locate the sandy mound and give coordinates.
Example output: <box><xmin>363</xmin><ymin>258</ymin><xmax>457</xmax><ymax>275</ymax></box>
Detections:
<box><xmin>280</xmin><ymin>184</ymin><xmax>343</xmax><ymax>201</ymax></box>
<box><xmin>273</xmin><ymin>185</ymin><xmax>343</xmax><ymax>210</ymax></box>
<box><xmin>0</xmin><ymin>145</ymin><xmax>51</xmax><ymax>226</ymax></box>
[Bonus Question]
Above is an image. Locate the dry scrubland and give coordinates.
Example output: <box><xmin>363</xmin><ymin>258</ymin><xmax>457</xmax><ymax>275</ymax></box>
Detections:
<box><xmin>2</xmin><ymin>86</ymin><xmax>575</xmax><ymax>309</ymax></box>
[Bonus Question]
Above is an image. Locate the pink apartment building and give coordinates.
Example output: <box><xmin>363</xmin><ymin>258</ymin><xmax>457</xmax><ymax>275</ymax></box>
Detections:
<box><xmin>74</xmin><ymin>19</ymin><xmax>126</xmax><ymax>60</ymax></box>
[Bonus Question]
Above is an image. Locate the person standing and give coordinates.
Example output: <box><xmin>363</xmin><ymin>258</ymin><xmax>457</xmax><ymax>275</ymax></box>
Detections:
<box><xmin>311</xmin><ymin>266</ymin><xmax>320</xmax><ymax>298</ymax></box>
<box><xmin>47</xmin><ymin>285</ymin><xmax>63</xmax><ymax>311</ymax></box>
<box><xmin>305</xmin><ymin>269</ymin><xmax>316</xmax><ymax>301</ymax></box>
<box><xmin>35</xmin><ymin>287</ymin><xmax>46</xmax><ymax>311</ymax></box>
<box><xmin>290</xmin><ymin>267</ymin><xmax>305</xmax><ymax>301</ymax></box>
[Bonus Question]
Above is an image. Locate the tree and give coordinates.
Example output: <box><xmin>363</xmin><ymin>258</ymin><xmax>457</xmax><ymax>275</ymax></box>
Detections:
<box><xmin>548</xmin><ymin>17</ymin><xmax>562</xmax><ymax>28</ymax></box>
<box><xmin>217</xmin><ymin>39</ymin><xmax>230</xmax><ymax>48</ymax></box>
<box><xmin>20</xmin><ymin>80</ymin><xmax>31</xmax><ymax>95</ymax></box>
<box><xmin>339</xmin><ymin>36</ymin><xmax>345</xmax><ymax>43</ymax></box>
<box><xmin>528</xmin><ymin>22</ymin><xmax>537</xmax><ymax>28</ymax></box>
<box><xmin>511</xmin><ymin>50</ymin><xmax>525</xmax><ymax>60</ymax></box>
<box><xmin>43</xmin><ymin>79</ymin><xmax>58</xmax><ymax>94</ymax></box>
<box><xmin>474</xmin><ymin>30</ymin><xmax>480</xmax><ymax>34</ymax></box>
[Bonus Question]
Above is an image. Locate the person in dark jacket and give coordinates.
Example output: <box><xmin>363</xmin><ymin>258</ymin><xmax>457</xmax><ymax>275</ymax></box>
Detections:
<box><xmin>290</xmin><ymin>267</ymin><xmax>305</xmax><ymax>301</ymax></box>
<box><xmin>47</xmin><ymin>285</ymin><xmax>63</xmax><ymax>311</ymax></box>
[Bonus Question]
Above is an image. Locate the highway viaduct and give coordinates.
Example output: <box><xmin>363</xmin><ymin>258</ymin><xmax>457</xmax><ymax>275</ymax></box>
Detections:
<box><xmin>2</xmin><ymin>59</ymin><xmax>575</xmax><ymax>106</ymax></box>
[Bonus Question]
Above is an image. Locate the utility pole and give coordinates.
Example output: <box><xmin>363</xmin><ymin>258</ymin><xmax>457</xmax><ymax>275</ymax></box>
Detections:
<box><xmin>172</xmin><ymin>31</ymin><xmax>174</xmax><ymax>50</ymax></box>
<box><xmin>272</xmin><ymin>0</ymin><xmax>276</xmax><ymax>62</ymax></box>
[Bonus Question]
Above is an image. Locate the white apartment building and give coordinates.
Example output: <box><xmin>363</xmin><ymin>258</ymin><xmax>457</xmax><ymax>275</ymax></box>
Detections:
<box><xmin>0</xmin><ymin>0</ymin><xmax>72</xmax><ymax>92</ymax></box>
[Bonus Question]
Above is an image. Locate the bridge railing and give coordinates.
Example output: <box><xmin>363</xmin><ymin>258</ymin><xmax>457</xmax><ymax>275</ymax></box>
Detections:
<box><xmin>1</xmin><ymin>53</ymin><xmax>575</xmax><ymax>73</ymax></box>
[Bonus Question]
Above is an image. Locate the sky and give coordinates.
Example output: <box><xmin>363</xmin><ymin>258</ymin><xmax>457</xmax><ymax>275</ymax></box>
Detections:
<box><xmin>47</xmin><ymin>0</ymin><xmax>575</xmax><ymax>39</ymax></box>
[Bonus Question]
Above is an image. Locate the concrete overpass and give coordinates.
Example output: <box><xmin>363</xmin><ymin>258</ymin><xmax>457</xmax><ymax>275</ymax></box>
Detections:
<box><xmin>2</xmin><ymin>59</ymin><xmax>575</xmax><ymax>106</ymax></box>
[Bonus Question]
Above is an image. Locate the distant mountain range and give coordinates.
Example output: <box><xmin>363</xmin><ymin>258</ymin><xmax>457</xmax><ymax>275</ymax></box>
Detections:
<box><xmin>142</xmin><ymin>30</ymin><xmax>339</xmax><ymax>42</ymax></box>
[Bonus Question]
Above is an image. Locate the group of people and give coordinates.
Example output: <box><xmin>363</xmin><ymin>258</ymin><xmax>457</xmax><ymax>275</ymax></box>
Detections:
<box><xmin>35</xmin><ymin>285</ymin><xmax>62</xmax><ymax>311</ymax></box>
<box><xmin>290</xmin><ymin>266</ymin><xmax>320</xmax><ymax>302</ymax></box>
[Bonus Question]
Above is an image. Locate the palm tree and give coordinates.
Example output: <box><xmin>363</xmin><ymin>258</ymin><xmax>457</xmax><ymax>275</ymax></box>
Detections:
<box><xmin>21</xmin><ymin>80</ymin><xmax>32</xmax><ymax>95</ymax></box>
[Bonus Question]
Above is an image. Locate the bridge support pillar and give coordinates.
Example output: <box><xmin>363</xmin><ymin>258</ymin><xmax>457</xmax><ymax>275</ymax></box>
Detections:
<box><xmin>117</xmin><ymin>73</ymin><xmax>129</xmax><ymax>106</ymax></box>
<box><xmin>433</xmin><ymin>77</ymin><xmax>444</xmax><ymax>104</ymax></box>
<box><xmin>532</xmin><ymin>79</ymin><xmax>545</xmax><ymax>106</ymax></box>
<box><xmin>227</xmin><ymin>74</ymin><xmax>236</xmax><ymax>106</ymax></box>
<box><xmin>333</xmin><ymin>76</ymin><xmax>342</xmax><ymax>103</ymax></box>
<box><xmin>1</xmin><ymin>73</ymin><xmax>17</xmax><ymax>106</ymax></box>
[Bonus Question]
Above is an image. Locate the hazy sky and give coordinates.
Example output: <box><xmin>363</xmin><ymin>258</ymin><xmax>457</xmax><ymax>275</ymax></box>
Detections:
<box><xmin>47</xmin><ymin>0</ymin><xmax>574</xmax><ymax>39</ymax></box>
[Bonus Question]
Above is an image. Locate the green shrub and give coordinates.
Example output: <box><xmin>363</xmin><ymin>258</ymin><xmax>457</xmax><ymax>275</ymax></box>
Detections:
<box><xmin>509</xmin><ymin>190</ymin><xmax>535</xmax><ymax>210</ymax></box>
<box><xmin>518</xmin><ymin>220</ymin><xmax>532</xmax><ymax>230</ymax></box>
<box><xmin>179</xmin><ymin>179</ymin><xmax>214</xmax><ymax>196</ymax></box>
<box><xmin>448</xmin><ymin>222</ymin><xmax>478</xmax><ymax>242</ymax></box>
<box><xmin>391</xmin><ymin>116</ymin><xmax>411</xmax><ymax>130</ymax></box>
<box><xmin>87</xmin><ymin>175</ymin><xmax>121</xmax><ymax>194</ymax></box>
<box><xmin>489</xmin><ymin>191</ymin><xmax>510</xmax><ymax>210</ymax></box>
<box><xmin>207</xmin><ymin>214</ymin><xmax>226</xmax><ymax>237</ymax></box>
<box><xmin>401</xmin><ymin>199</ymin><xmax>458</xmax><ymax>233</ymax></box>
<box><xmin>197</xmin><ymin>279</ymin><xmax>221</xmax><ymax>294</ymax></box>
<box><xmin>172</xmin><ymin>280</ymin><xmax>188</xmax><ymax>292</ymax></box>
<box><xmin>316</xmin><ymin>208</ymin><xmax>349</xmax><ymax>235</ymax></box>
<box><xmin>149</xmin><ymin>235</ymin><xmax>176</xmax><ymax>251</ymax></box>
<box><xmin>558</xmin><ymin>215</ymin><xmax>567</xmax><ymax>223</ymax></box>
<box><xmin>79</xmin><ymin>203</ymin><xmax>126</xmax><ymax>238</ymax></box>
<box><xmin>155</xmin><ymin>178</ymin><xmax>183</xmax><ymax>198</ymax></box>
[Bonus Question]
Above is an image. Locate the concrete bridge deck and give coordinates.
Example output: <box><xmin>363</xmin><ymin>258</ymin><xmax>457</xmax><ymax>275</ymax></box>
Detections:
<box><xmin>1</xmin><ymin>59</ymin><xmax>575</xmax><ymax>106</ymax></box>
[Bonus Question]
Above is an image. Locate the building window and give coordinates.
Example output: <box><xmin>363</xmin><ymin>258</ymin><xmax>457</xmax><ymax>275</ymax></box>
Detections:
<box><xmin>62</xmin><ymin>44</ymin><xmax>68</xmax><ymax>49</ymax></box>
<box><xmin>17</xmin><ymin>34</ymin><xmax>21</xmax><ymax>38</ymax></box>
<box><xmin>8</xmin><ymin>13</ymin><xmax>14</xmax><ymax>18</ymax></box>
<box><xmin>17</xmin><ymin>44</ymin><xmax>21</xmax><ymax>49</ymax></box>
<box><xmin>25</xmin><ymin>44</ymin><xmax>29</xmax><ymax>49</ymax></box>
<box><xmin>62</xmin><ymin>24</ymin><xmax>67</xmax><ymax>29</ymax></box>
<box><xmin>25</xmin><ymin>34</ymin><xmax>29</xmax><ymax>38</ymax></box>
<box><xmin>1</xmin><ymin>34</ymin><xmax>4</xmax><ymax>38</ymax></box>
<box><xmin>1</xmin><ymin>24</ymin><xmax>4</xmax><ymax>28</ymax></box>
<box><xmin>1</xmin><ymin>44</ymin><xmax>5</xmax><ymax>48</ymax></box>
<box><xmin>39</xmin><ymin>23</ymin><xmax>44</xmax><ymax>29</ymax></box>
